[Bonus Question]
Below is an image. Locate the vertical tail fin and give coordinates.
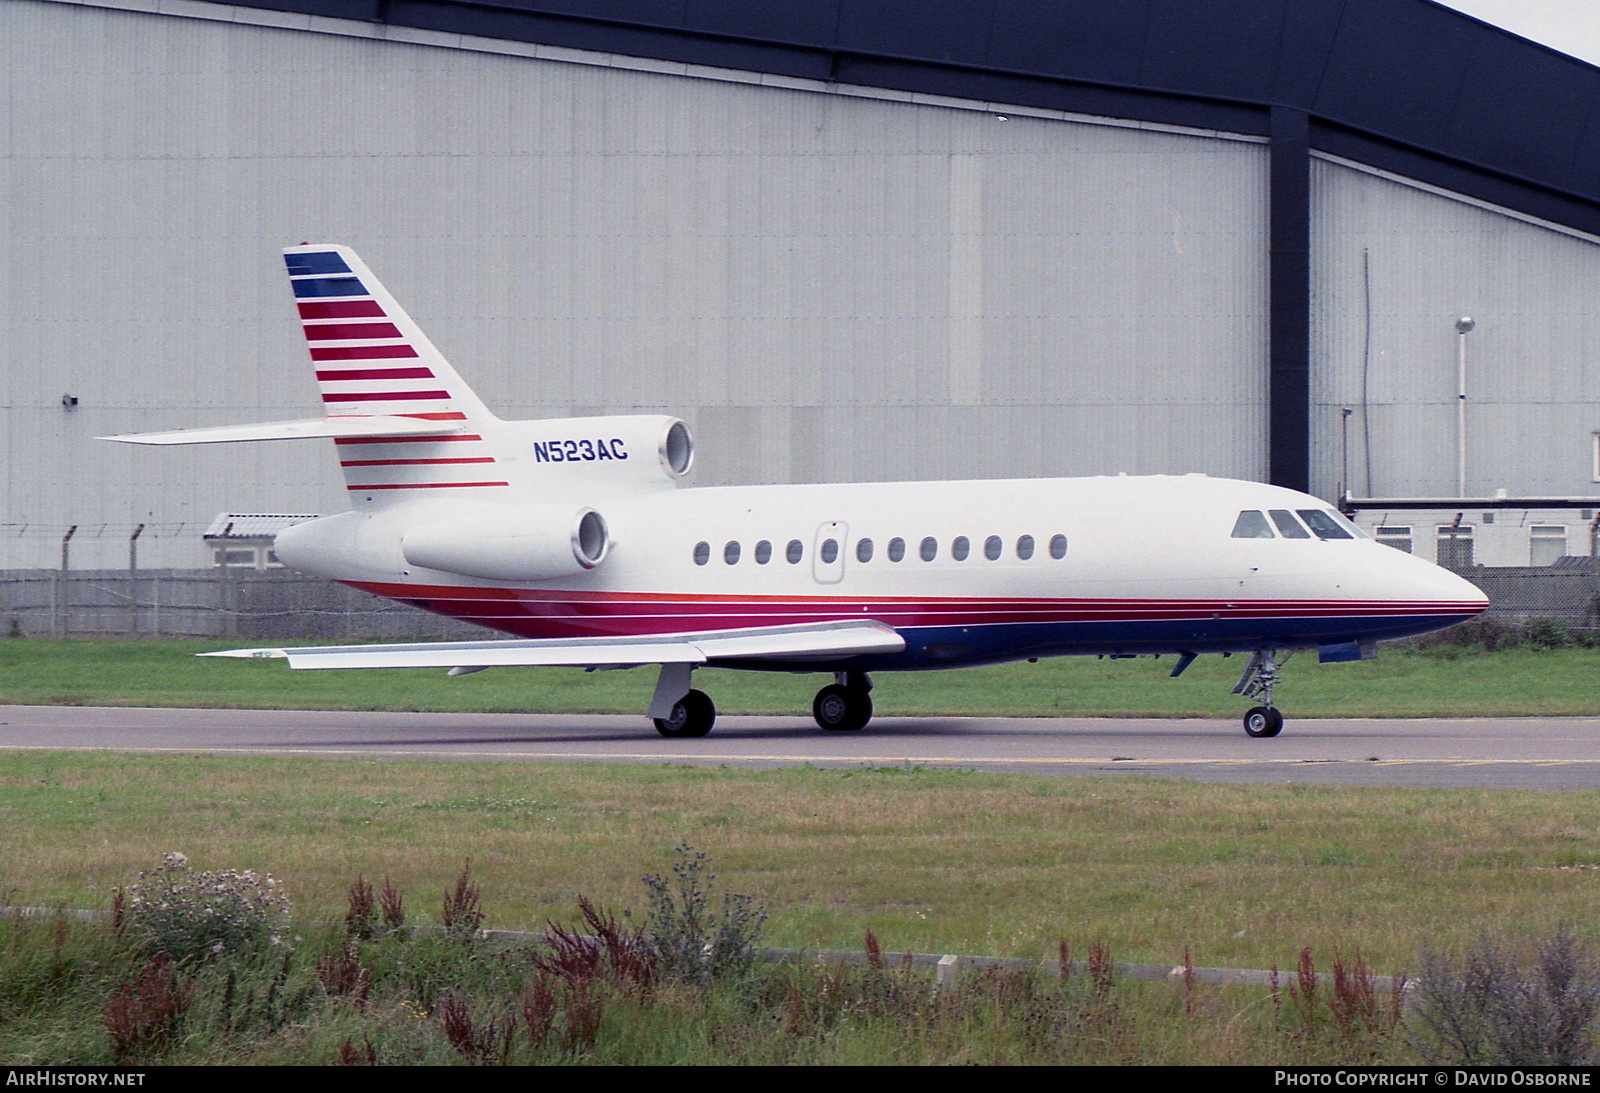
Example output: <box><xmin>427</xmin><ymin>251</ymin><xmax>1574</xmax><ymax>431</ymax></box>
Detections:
<box><xmin>285</xmin><ymin>245</ymin><xmax>510</xmax><ymax>498</ymax></box>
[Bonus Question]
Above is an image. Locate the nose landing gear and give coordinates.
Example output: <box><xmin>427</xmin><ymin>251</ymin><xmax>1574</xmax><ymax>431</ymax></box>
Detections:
<box><xmin>1233</xmin><ymin>650</ymin><xmax>1290</xmax><ymax>738</ymax></box>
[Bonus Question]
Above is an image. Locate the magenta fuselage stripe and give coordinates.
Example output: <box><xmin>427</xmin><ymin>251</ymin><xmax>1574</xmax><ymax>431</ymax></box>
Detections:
<box><xmin>341</xmin><ymin>583</ymin><xmax>1479</xmax><ymax>636</ymax></box>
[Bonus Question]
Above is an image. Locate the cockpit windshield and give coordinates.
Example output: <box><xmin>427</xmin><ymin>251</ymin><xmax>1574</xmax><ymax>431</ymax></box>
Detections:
<box><xmin>1269</xmin><ymin>510</ymin><xmax>1311</xmax><ymax>538</ymax></box>
<box><xmin>1230</xmin><ymin>510</ymin><xmax>1274</xmax><ymax>538</ymax></box>
<box><xmin>1231</xmin><ymin>508</ymin><xmax>1368</xmax><ymax>541</ymax></box>
<box><xmin>1296</xmin><ymin>509</ymin><xmax>1354</xmax><ymax>540</ymax></box>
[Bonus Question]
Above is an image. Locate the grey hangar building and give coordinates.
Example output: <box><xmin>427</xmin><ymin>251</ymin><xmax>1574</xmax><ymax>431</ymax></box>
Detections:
<box><xmin>6</xmin><ymin>0</ymin><xmax>1600</xmax><ymax>580</ymax></box>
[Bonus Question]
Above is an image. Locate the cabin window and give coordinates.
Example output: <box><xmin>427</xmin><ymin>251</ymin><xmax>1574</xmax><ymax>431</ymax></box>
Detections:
<box><xmin>1268</xmin><ymin>510</ymin><xmax>1311</xmax><ymax>538</ymax></box>
<box><xmin>888</xmin><ymin>537</ymin><xmax>906</xmax><ymax>562</ymax></box>
<box><xmin>920</xmin><ymin>536</ymin><xmax>938</xmax><ymax>561</ymax></box>
<box><xmin>1049</xmin><ymin>534</ymin><xmax>1068</xmax><ymax>559</ymax></box>
<box><xmin>1297</xmin><ymin>510</ymin><xmax>1354</xmax><ymax>541</ymax></box>
<box><xmin>723</xmin><ymin>540</ymin><xmax>741</xmax><ymax>564</ymax></box>
<box><xmin>786</xmin><ymin>539</ymin><xmax>804</xmax><ymax>564</ymax></box>
<box><xmin>754</xmin><ymin>540</ymin><xmax>772</xmax><ymax>564</ymax></box>
<box><xmin>856</xmin><ymin>538</ymin><xmax>874</xmax><ymax>563</ymax></box>
<box><xmin>1231</xmin><ymin>511</ymin><xmax>1274</xmax><ymax>539</ymax></box>
<box><xmin>952</xmin><ymin>536</ymin><xmax>970</xmax><ymax>561</ymax></box>
<box><xmin>820</xmin><ymin>538</ymin><xmax>839</xmax><ymax>564</ymax></box>
<box><xmin>984</xmin><ymin>535</ymin><xmax>1002</xmax><ymax>560</ymax></box>
<box><xmin>693</xmin><ymin>541</ymin><xmax>710</xmax><ymax>566</ymax></box>
<box><xmin>1016</xmin><ymin>534</ymin><xmax>1035</xmax><ymax>560</ymax></box>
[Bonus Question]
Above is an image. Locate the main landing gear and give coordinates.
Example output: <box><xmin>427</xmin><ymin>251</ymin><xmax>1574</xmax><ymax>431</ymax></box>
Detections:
<box><xmin>812</xmin><ymin>671</ymin><xmax>873</xmax><ymax>732</ymax></box>
<box><xmin>1231</xmin><ymin>650</ymin><xmax>1291</xmax><ymax>738</ymax></box>
<box><xmin>649</xmin><ymin>666</ymin><xmax>875</xmax><ymax>737</ymax></box>
<box><xmin>653</xmin><ymin>688</ymin><xmax>715</xmax><ymax>738</ymax></box>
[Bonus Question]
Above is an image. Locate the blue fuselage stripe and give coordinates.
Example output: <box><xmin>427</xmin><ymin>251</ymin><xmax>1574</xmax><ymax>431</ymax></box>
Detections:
<box><xmin>713</xmin><ymin>612</ymin><xmax>1480</xmax><ymax>672</ymax></box>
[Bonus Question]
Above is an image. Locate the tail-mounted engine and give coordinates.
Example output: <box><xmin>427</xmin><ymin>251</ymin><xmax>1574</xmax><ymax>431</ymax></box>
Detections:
<box><xmin>517</xmin><ymin>415</ymin><xmax>693</xmax><ymax>490</ymax></box>
<box><xmin>393</xmin><ymin>416</ymin><xmax>696</xmax><ymax>582</ymax></box>
<box><xmin>401</xmin><ymin>504</ymin><xmax>610</xmax><ymax>582</ymax></box>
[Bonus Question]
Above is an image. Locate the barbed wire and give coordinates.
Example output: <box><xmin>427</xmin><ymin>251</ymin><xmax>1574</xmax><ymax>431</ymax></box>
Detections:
<box><xmin>0</xmin><ymin>523</ymin><xmax>199</xmax><ymax>540</ymax></box>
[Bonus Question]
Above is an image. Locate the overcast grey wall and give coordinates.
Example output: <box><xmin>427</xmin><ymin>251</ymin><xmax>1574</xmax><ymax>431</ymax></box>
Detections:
<box><xmin>1309</xmin><ymin>159</ymin><xmax>1600</xmax><ymax>501</ymax></box>
<box><xmin>2</xmin><ymin>0</ymin><xmax>1271</xmax><ymax>568</ymax></box>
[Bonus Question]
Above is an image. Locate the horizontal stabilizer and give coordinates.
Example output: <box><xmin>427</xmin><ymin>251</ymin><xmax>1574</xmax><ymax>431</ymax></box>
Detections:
<box><xmin>99</xmin><ymin>416</ymin><xmax>463</xmax><ymax>446</ymax></box>
<box><xmin>200</xmin><ymin>620</ymin><xmax>907</xmax><ymax>671</ymax></box>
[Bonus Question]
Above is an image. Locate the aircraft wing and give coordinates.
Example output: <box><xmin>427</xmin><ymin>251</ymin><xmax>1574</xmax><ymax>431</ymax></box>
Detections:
<box><xmin>199</xmin><ymin>620</ymin><xmax>906</xmax><ymax>671</ymax></box>
<box><xmin>98</xmin><ymin>416</ymin><xmax>463</xmax><ymax>445</ymax></box>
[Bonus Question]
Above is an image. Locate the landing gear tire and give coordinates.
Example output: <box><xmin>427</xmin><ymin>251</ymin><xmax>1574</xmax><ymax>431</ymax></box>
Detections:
<box><xmin>1243</xmin><ymin>706</ymin><xmax>1284</xmax><ymax>738</ymax></box>
<box><xmin>813</xmin><ymin>684</ymin><xmax>873</xmax><ymax>732</ymax></box>
<box><xmin>655</xmin><ymin>689</ymin><xmax>715</xmax><ymax>738</ymax></box>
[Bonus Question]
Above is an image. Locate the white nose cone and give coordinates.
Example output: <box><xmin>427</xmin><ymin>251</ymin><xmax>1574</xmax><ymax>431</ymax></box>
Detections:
<box><xmin>1386</xmin><ymin>547</ymin><xmax>1487</xmax><ymax>605</ymax></box>
<box><xmin>1347</xmin><ymin>543</ymin><xmax>1488</xmax><ymax>641</ymax></box>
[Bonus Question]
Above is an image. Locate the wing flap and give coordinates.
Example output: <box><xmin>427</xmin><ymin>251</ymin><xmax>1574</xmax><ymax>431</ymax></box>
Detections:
<box><xmin>200</xmin><ymin>620</ymin><xmax>906</xmax><ymax>671</ymax></box>
<box><xmin>99</xmin><ymin>416</ymin><xmax>463</xmax><ymax>446</ymax></box>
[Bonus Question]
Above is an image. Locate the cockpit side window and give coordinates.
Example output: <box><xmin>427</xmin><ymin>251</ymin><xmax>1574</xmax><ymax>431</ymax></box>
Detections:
<box><xmin>1268</xmin><ymin>510</ymin><xmax>1312</xmax><ymax>538</ymax></box>
<box><xmin>1231</xmin><ymin>510</ymin><xmax>1274</xmax><ymax>539</ymax></box>
<box><xmin>1327</xmin><ymin>509</ymin><xmax>1368</xmax><ymax>539</ymax></box>
<box><xmin>1297</xmin><ymin>509</ymin><xmax>1355</xmax><ymax>540</ymax></box>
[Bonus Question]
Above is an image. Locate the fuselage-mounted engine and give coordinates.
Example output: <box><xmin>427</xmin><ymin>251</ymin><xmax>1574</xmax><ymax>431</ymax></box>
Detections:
<box><xmin>400</xmin><ymin>504</ymin><xmax>610</xmax><ymax>582</ymax></box>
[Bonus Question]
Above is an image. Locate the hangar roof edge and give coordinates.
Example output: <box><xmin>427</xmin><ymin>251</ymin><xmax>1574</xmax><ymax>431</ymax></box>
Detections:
<box><xmin>102</xmin><ymin>0</ymin><xmax>1600</xmax><ymax>235</ymax></box>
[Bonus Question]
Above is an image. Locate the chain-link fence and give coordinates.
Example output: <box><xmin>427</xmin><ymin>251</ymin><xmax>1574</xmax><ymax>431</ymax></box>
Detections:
<box><xmin>0</xmin><ymin>569</ymin><xmax>481</xmax><ymax>641</ymax></box>
<box><xmin>1</xmin><ymin>562</ymin><xmax>1596</xmax><ymax>643</ymax></box>
<box><xmin>1465</xmin><ymin>558</ymin><xmax>1600</xmax><ymax>634</ymax></box>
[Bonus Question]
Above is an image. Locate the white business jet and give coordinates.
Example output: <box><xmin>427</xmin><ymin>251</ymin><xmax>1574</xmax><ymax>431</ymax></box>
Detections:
<box><xmin>103</xmin><ymin>245</ymin><xmax>1487</xmax><ymax>738</ymax></box>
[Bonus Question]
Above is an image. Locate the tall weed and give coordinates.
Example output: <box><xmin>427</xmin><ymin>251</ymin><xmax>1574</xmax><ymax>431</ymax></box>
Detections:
<box><xmin>120</xmin><ymin>853</ymin><xmax>289</xmax><ymax>965</ymax></box>
<box><xmin>643</xmin><ymin>843</ymin><xmax>766</xmax><ymax>986</ymax></box>
<box><xmin>1412</xmin><ymin>929</ymin><xmax>1600</xmax><ymax>1065</ymax></box>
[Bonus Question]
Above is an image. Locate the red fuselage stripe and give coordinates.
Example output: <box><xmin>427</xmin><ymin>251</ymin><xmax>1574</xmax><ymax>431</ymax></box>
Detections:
<box><xmin>343</xmin><ymin>581</ymin><xmax>1480</xmax><ymax>635</ymax></box>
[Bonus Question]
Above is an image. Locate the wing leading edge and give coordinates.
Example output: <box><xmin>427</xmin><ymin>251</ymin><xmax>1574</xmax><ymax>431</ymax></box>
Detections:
<box><xmin>199</xmin><ymin>620</ymin><xmax>906</xmax><ymax>671</ymax></box>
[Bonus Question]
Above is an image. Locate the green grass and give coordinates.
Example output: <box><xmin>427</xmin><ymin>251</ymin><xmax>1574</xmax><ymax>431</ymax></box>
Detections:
<box><xmin>3</xmin><ymin>751</ymin><xmax>1595</xmax><ymax>1063</ymax></box>
<box><xmin>5</xmin><ymin>637</ymin><xmax>1600</xmax><ymax>1062</ymax></box>
<box><xmin>6</xmin><ymin>751</ymin><xmax>1600</xmax><ymax>974</ymax></box>
<box><xmin>3</xmin><ymin>637</ymin><xmax>1600</xmax><ymax>717</ymax></box>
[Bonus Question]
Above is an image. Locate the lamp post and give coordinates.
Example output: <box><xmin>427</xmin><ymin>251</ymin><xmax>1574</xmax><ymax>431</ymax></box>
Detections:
<box><xmin>1455</xmin><ymin>316</ymin><xmax>1475</xmax><ymax>497</ymax></box>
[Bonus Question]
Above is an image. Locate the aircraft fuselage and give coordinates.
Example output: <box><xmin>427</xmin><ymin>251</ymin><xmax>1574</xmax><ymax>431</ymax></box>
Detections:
<box><xmin>276</xmin><ymin>472</ymin><xmax>1485</xmax><ymax>672</ymax></box>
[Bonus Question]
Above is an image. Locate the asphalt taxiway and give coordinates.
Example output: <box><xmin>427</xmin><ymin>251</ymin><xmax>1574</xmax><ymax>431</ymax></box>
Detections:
<box><xmin>1</xmin><ymin>704</ymin><xmax>1597</xmax><ymax>789</ymax></box>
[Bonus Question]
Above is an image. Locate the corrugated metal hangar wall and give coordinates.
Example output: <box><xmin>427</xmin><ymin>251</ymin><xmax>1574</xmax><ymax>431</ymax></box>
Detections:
<box><xmin>1311</xmin><ymin>163</ymin><xmax>1600</xmax><ymax>500</ymax></box>
<box><xmin>4</xmin><ymin>0</ymin><xmax>1600</xmax><ymax>569</ymax></box>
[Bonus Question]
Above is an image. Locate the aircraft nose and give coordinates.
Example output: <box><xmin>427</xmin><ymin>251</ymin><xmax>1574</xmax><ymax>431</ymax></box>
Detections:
<box><xmin>1359</xmin><ymin>543</ymin><xmax>1488</xmax><ymax>623</ymax></box>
